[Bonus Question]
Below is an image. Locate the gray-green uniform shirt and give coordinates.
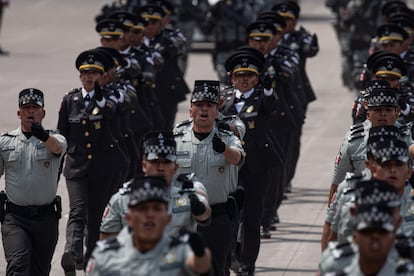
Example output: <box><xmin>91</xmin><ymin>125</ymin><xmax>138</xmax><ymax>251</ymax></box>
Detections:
<box><xmin>398</xmin><ymin>185</ymin><xmax>414</xmax><ymax>238</ymax></box>
<box><xmin>100</xmin><ymin>179</ymin><xmax>209</xmax><ymax>236</ymax></box>
<box><xmin>0</xmin><ymin>128</ymin><xmax>67</xmax><ymax>205</ymax></box>
<box><xmin>331</xmin><ymin>120</ymin><xmax>414</xmax><ymax>186</ymax></box>
<box><xmin>173</xmin><ymin>122</ymin><xmax>244</xmax><ymax>205</ymax></box>
<box><xmin>86</xmin><ymin>228</ymin><xmax>197</xmax><ymax>276</ymax></box>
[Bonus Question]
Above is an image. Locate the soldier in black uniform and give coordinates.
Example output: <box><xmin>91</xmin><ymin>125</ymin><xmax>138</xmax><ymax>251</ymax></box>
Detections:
<box><xmin>58</xmin><ymin>49</ymin><xmax>120</xmax><ymax>274</ymax></box>
<box><xmin>139</xmin><ymin>4</ymin><xmax>189</xmax><ymax>131</ymax></box>
<box><xmin>220</xmin><ymin>48</ymin><xmax>278</xmax><ymax>275</ymax></box>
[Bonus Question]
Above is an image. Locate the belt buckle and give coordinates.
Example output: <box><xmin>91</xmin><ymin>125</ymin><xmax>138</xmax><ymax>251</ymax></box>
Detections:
<box><xmin>29</xmin><ymin>206</ymin><xmax>39</xmax><ymax>216</ymax></box>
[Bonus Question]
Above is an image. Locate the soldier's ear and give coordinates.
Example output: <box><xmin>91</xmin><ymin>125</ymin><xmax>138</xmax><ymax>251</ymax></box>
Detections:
<box><xmin>17</xmin><ymin>110</ymin><xmax>21</xmax><ymax>119</ymax></box>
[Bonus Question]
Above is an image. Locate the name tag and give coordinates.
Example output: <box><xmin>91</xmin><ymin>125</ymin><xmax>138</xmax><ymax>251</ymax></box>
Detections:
<box><xmin>404</xmin><ymin>215</ymin><xmax>414</xmax><ymax>222</ymax></box>
<box><xmin>350</xmin><ymin>155</ymin><xmax>365</xmax><ymax>161</ymax></box>
<box><xmin>176</xmin><ymin>151</ymin><xmax>189</xmax><ymax>156</ymax></box>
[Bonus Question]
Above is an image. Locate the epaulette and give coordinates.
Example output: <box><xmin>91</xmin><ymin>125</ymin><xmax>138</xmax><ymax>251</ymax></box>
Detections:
<box><xmin>67</xmin><ymin>88</ymin><xmax>81</xmax><ymax>95</ymax></box>
<box><xmin>344</xmin><ymin>171</ymin><xmax>364</xmax><ymax>180</ymax></box>
<box><xmin>218</xmin><ymin>128</ymin><xmax>233</xmax><ymax>136</ymax></box>
<box><xmin>95</xmin><ymin>237</ymin><xmax>120</xmax><ymax>252</ymax></box>
<box><xmin>0</xmin><ymin>132</ymin><xmax>15</xmax><ymax>137</ymax></box>
<box><xmin>47</xmin><ymin>129</ymin><xmax>60</xmax><ymax>135</ymax></box>
<box><xmin>348</xmin><ymin>124</ymin><xmax>365</xmax><ymax>142</ymax></box>
<box><xmin>349</xmin><ymin>122</ymin><xmax>364</xmax><ymax>132</ymax></box>
<box><xmin>119</xmin><ymin>178</ymin><xmax>134</xmax><ymax>195</ymax></box>
<box><xmin>398</xmin><ymin>122</ymin><xmax>412</xmax><ymax>136</ymax></box>
<box><xmin>174</xmin><ymin>119</ymin><xmax>191</xmax><ymax>130</ymax></box>
<box><xmin>396</xmin><ymin>259</ymin><xmax>414</xmax><ymax>274</ymax></box>
<box><xmin>330</xmin><ymin>240</ymin><xmax>356</xmax><ymax>260</ymax></box>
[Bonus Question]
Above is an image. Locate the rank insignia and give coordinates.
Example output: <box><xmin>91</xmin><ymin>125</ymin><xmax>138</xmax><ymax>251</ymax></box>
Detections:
<box><xmin>219</xmin><ymin>166</ymin><xmax>225</xmax><ymax>173</ymax></box>
<box><xmin>92</xmin><ymin>107</ymin><xmax>100</xmax><ymax>115</ymax></box>
<box><xmin>246</xmin><ymin>105</ymin><xmax>254</xmax><ymax>113</ymax></box>
<box><xmin>163</xmin><ymin>252</ymin><xmax>176</xmax><ymax>264</ymax></box>
<box><xmin>94</xmin><ymin>121</ymin><xmax>101</xmax><ymax>130</ymax></box>
<box><xmin>176</xmin><ymin>197</ymin><xmax>187</xmax><ymax>206</ymax></box>
<box><xmin>247</xmin><ymin>121</ymin><xmax>255</xmax><ymax>129</ymax></box>
<box><xmin>44</xmin><ymin>161</ymin><xmax>50</xmax><ymax>168</ymax></box>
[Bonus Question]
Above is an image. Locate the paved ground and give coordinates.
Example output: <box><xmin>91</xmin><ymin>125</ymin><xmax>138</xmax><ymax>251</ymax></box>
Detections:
<box><xmin>0</xmin><ymin>1</ymin><xmax>356</xmax><ymax>275</ymax></box>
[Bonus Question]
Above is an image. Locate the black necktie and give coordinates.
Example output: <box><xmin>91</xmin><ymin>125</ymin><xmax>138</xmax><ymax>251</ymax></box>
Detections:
<box><xmin>235</xmin><ymin>95</ymin><xmax>245</xmax><ymax>103</ymax></box>
<box><xmin>84</xmin><ymin>94</ymin><xmax>90</xmax><ymax>107</ymax></box>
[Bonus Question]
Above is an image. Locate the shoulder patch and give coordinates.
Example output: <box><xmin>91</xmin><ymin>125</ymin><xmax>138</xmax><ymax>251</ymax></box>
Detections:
<box><xmin>348</xmin><ymin>125</ymin><xmax>365</xmax><ymax>142</ymax></box>
<box><xmin>349</xmin><ymin>122</ymin><xmax>364</xmax><ymax>131</ymax></box>
<box><xmin>96</xmin><ymin>237</ymin><xmax>120</xmax><ymax>252</ymax></box>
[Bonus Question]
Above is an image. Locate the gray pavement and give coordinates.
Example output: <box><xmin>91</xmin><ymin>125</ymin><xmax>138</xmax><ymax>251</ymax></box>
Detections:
<box><xmin>0</xmin><ymin>1</ymin><xmax>355</xmax><ymax>275</ymax></box>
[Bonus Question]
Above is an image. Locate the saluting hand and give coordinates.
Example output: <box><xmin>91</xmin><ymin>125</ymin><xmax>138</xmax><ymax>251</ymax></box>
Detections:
<box><xmin>31</xmin><ymin>122</ymin><xmax>49</xmax><ymax>142</ymax></box>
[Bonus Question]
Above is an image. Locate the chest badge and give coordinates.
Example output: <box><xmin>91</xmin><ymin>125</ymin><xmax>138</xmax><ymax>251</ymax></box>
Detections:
<box><xmin>92</xmin><ymin>107</ymin><xmax>100</xmax><ymax>115</ymax></box>
<box><xmin>176</xmin><ymin>197</ymin><xmax>187</xmax><ymax>206</ymax></box>
<box><xmin>247</xmin><ymin>121</ymin><xmax>255</xmax><ymax>129</ymax></box>
<box><xmin>246</xmin><ymin>105</ymin><xmax>254</xmax><ymax>113</ymax></box>
<box><xmin>94</xmin><ymin>121</ymin><xmax>101</xmax><ymax>130</ymax></box>
<box><xmin>163</xmin><ymin>252</ymin><xmax>177</xmax><ymax>264</ymax></box>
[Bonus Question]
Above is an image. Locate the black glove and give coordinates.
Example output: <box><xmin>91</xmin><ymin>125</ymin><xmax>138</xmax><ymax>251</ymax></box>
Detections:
<box><xmin>189</xmin><ymin>193</ymin><xmax>206</xmax><ymax>216</ymax></box>
<box><xmin>94</xmin><ymin>81</ymin><xmax>103</xmax><ymax>101</ymax></box>
<box><xmin>262</xmin><ymin>75</ymin><xmax>273</xmax><ymax>90</ymax></box>
<box><xmin>216</xmin><ymin>121</ymin><xmax>230</xmax><ymax>131</ymax></box>
<box><xmin>31</xmin><ymin>122</ymin><xmax>49</xmax><ymax>142</ymax></box>
<box><xmin>212</xmin><ymin>134</ymin><xmax>226</xmax><ymax>153</ymax></box>
<box><xmin>188</xmin><ymin>232</ymin><xmax>206</xmax><ymax>257</ymax></box>
<box><xmin>310</xmin><ymin>34</ymin><xmax>318</xmax><ymax>49</ymax></box>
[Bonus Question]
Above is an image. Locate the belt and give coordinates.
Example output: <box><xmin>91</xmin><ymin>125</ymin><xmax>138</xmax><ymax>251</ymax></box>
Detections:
<box><xmin>211</xmin><ymin>202</ymin><xmax>228</xmax><ymax>217</ymax></box>
<box><xmin>6</xmin><ymin>202</ymin><xmax>56</xmax><ymax>218</ymax></box>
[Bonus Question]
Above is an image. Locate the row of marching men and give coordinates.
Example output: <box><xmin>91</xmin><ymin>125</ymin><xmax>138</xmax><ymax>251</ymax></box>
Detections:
<box><xmin>56</xmin><ymin>1</ymin><xmax>321</xmax><ymax>276</ymax></box>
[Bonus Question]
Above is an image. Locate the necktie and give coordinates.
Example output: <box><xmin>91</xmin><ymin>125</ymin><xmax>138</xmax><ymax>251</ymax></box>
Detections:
<box><xmin>84</xmin><ymin>94</ymin><xmax>90</xmax><ymax>107</ymax></box>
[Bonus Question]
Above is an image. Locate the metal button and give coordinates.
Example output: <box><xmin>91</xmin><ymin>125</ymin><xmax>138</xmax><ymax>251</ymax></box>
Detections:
<box><xmin>85</xmin><ymin>131</ymin><xmax>89</xmax><ymax>137</ymax></box>
<box><xmin>86</xmin><ymin>143</ymin><xmax>91</xmax><ymax>148</ymax></box>
<box><xmin>82</xmin><ymin>120</ymin><xmax>86</xmax><ymax>125</ymax></box>
<box><xmin>87</xmin><ymin>155</ymin><xmax>92</xmax><ymax>160</ymax></box>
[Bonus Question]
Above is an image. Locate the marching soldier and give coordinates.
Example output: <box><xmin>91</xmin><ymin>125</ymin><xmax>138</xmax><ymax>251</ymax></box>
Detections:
<box><xmin>86</xmin><ymin>176</ymin><xmax>212</xmax><ymax>276</ymax></box>
<box><xmin>99</xmin><ymin>131</ymin><xmax>211</xmax><ymax>239</ymax></box>
<box><xmin>174</xmin><ymin>80</ymin><xmax>245</xmax><ymax>276</ymax></box>
<box><xmin>0</xmin><ymin>88</ymin><xmax>67</xmax><ymax>275</ymax></box>
<box><xmin>220</xmin><ymin>48</ymin><xmax>278</xmax><ymax>275</ymax></box>
<box><xmin>58</xmin><ymin>49</ymin><xmax>120</xmax><ymax>274</ymax></box>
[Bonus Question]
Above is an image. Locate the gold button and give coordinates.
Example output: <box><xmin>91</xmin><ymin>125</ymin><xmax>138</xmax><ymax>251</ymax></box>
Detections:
<box><xmin>86</xmin><ymin>143</ymin><xmax>91</xmax><ymax>148</ymax></box>
<box><xmin>82</xmin><ymin>120</ymin><xmax>87</xmax><ymax>125</ymax></box>
<box><xmin>85</xmin><ymin>131</ymin><xmax>89</xmax><ymax>137</ymax></box>
<box><xmin>87</xmin><ymin>155</ymin><xmax>92</xmax><ymax>160</ymax></box>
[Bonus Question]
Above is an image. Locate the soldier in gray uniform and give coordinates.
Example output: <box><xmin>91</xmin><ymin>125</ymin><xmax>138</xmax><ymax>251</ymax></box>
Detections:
<box><xmin>327</xmin><ymin>86</ymin><xmax>412</xmax><ymax>206</ymax></box>
<box><xmin>86</xmin><ymin>176</ymin><xmax>212</xmax><ymax>275</ymax></box>
<box><xmin>99</xmin><ymin>131</ymin><xmax>211</xmax><ymax>239</ymax></box>
<box><xmin>0</xmin><ymin>88</ymin><xmax>67</xmax><ymax>275</ymax></box>
<box><xmin>174</xmin><ymin>80</ymin><xmax>244</xmax><ymax>276</ymax></box>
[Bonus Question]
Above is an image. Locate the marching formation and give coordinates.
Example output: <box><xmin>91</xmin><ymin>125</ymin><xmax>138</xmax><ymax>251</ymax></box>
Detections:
<box><xmin>319</xmin><ymin>0</ymin><xmax>414</xmax><ymax>275</ymax></box>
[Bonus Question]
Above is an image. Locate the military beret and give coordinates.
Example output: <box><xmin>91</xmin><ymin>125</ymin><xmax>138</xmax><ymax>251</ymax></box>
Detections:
<box><xmin>137</xmin><ymin>5</ymin><xmax>166</xmax><ymax>21</ymax></box>
<box><xmin>366</xmin><ymin>87</ymin><xmax>398</xmax><ymax>107</ymax></box>
<box><xmin>225</xmin><ymin>48</ymin><xmax>265</xmax><ymax>75</ymax></box>
<box><xmin>376</xmin><ymin>23</ymin><xmax>409</xmax><ymax>44</ymax></box>
<box><xmin>191</xmin><ymin>80</ymin><xmax>220</xmax><ymax>104</ymax></box>
<box><xmin>128</xmin><ymin>176</ymin><xmax>169</xmax><ymax>207</ymax></box>
<box><xmin>75</xmin><ymin>49</ymin><xmax>107</xmax><ymax>73</ymax></box>
<box><xmin>371</xmin><ymin>53</ymin><xmax>406</xmax><ymax>79</ymax></box>
<box><xmin>18</xmin><ymin>88</ymin><xmax>44</xmax><ymax>107</ymax></box>
<box><xmin>256</xmin><ymin>11</ymin><xmax>286</xmax><ymax>33</ymax></box>
<box><xmin>246</xmin><ymin>20</ymin><xmax>276</xmax><ymax>41</ymax></box>
<box><xmin>143</xmin><ymin>131</ymin><xmax>177</xmax><ymax>162</ymax></box>
<box><xmin>109</xmin><ymin>10</ymin><xmax>137</xmax><ymax>29</ymax></box>
<box><xmin>272</xmin><ymin>1</ymin><xmax>300</xmax><ymax>20</ymax></box>
<box><xmin>95</xmin><ymin>19</ymin><xmax>126</xmax><ymax>38</ymax></box>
